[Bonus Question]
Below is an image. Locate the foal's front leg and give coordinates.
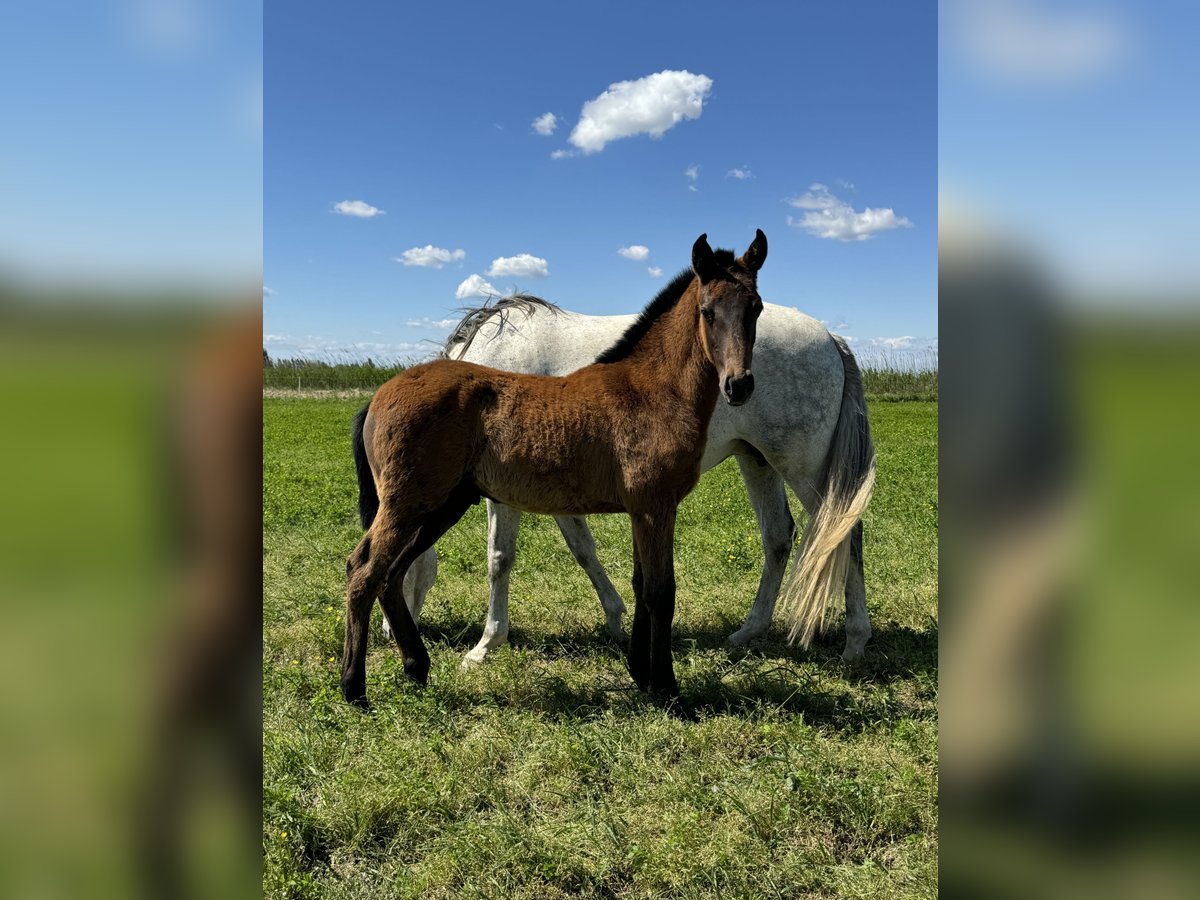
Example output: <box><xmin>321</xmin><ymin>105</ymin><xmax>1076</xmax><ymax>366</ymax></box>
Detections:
<box><xmin>630</xmin><ymin>510</ymin><xmax>679</xmax><ymax>700</ymax></box>
<box><xmin>627</xmin><ymin>545</ymin><xmax>650</xmax><ymax>691</ymax></box>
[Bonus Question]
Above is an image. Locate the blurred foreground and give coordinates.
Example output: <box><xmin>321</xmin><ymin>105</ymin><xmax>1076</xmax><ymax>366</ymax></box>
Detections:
<box><xmin>0</xmin><ymin>286</ymin><xmax>262</xmax><ymax>899</ymax></box>
<box><xmin>940</xmin><ymin>221</ymin><xmax>1200</xmax><ymax>896</ymax></box>
<box><xmin>0</xmin><ymin>1</ymin><xmax>261</xmax><ymax>895</ymax></box>
<box><xmin>940</xmin><ymin>1</ymin><xmax>1200</xmax><ymax>894</ymax></box>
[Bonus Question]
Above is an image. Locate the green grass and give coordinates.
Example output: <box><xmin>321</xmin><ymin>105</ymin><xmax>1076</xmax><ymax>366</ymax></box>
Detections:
<box><xmin>860</xmin><ymin>365</ymin><xmax>938</xmax><ymax>403</ymax></box>
<box><xmin>263</xmin><ymin>398</ymin><xmax>938</xmax><ymax>898</ymax></box>
<box><xmin>262</xmin><ymin>356</ymin><xmax>937</xmax><ymax>402</ymax></box>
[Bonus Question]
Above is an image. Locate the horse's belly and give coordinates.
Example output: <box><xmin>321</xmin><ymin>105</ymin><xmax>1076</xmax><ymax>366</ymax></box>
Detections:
<box><xmin>473</xmin><ymin>457</ymin><xmax>624</xmax><ymax>516</ymax></box>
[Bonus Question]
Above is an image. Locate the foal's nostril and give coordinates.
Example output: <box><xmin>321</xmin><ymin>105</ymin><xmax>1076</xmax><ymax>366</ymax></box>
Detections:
<box><xmin>725</xmin><ymin>372</ymin><xmax>754</xmax><ymax>404</ymax></box>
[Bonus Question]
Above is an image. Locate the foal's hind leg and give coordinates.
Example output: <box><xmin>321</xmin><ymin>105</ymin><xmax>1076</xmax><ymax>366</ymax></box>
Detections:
<box><xmin>381</xmin><ymin>547</ymin><xmax>437</xmax><ymax>640</ymax></box>
<box><xmin>342</xmin><ymin>486</ymin><xmax>477</xmax><ymax>706</ymax></box>
<box><xmin>378</xmin><ymin>485</ymin><xmax>479</xmax><ymax>687</ymax></box>
<box><xmin>341</xmin><ymin>529</ymin><xmax>396</xmax><ymax>707</ymax></box>
<box><xmin>555</xmin><ymin>515</ymin><xmax>627</xmax><ymax>639</ymax></box>
<box><xmin>728</xmin><ymin>455</ymin><xmax>794</xmax><ymax>646</ymax></box>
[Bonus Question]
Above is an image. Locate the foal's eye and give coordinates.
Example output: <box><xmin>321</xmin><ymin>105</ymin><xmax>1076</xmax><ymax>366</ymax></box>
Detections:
<box><xmin>701</xmin><ymin>308</ymin><xmax>715</xmax><ymax>324</ymax></box>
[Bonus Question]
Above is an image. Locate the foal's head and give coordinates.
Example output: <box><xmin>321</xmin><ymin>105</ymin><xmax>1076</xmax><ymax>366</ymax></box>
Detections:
<box><xmin>692</xmin><ymin>229</ymin><xmax>767</xmax><ymax>406</ymax></box>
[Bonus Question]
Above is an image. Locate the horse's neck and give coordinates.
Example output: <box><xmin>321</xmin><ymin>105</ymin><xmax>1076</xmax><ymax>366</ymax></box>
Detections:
<box><xmin>622</xmin><ymin>288</ymin><xmax>716</xmax><ymax>412</ymax></box>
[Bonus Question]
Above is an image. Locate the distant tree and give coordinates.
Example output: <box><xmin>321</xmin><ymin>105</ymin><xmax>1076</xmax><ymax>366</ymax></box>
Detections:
<box><xmin>263</xmin><ymin>348</ymin><xmax>272</xmax><ymax>367</ymax></box>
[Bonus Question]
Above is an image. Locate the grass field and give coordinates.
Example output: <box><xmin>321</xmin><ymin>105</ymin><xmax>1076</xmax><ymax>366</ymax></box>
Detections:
<box><xmin>263</xmin><ymin>396</ymin><xmax>938</xmax><ymax>898</ymax></box>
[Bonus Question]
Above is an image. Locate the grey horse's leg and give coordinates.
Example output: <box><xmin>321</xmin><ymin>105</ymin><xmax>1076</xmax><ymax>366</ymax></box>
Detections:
<box><xmin>406</xmin><ymin>546</ymin><xmax>437</xmax><ymax>623</ymax></box>
<box><xmin>462</xmin><ymin>500</ymin><xmax>522</xmax><ymax>668</ymax></box>
<box><xmin>727</xmin><ymin>454</ymin><xmax>795</xmax><ymax>646</ymax></box>
<box><xmin>554</xmin><ymin>515</ymin><xmax>627</xmax><ymax>638</ymax></box>
<box><xmin>779</xmin><ymin>469</ymin><xmax>872</xmax><ymax>660</ymax></box>
<box><xmin>842</xmin><ymin>521</ymin><xmax>871</xmax><ymax>661</ymax></box>
<box><xmin>380</xmin><ymin>547</ymin><xmax>438</xmax><ymax>640</ymax></box>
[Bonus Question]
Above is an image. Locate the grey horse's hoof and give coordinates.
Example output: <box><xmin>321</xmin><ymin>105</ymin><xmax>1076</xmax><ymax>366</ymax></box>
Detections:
<box><xmin>726</xmin><ymin>624</ymin><xmax>767</xmax><ymax>647</ymax></box>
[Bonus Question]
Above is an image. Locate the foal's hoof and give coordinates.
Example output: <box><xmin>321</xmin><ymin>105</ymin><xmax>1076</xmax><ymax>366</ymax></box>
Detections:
<box><xmin>402</xmin><ymin>656</ymin><xmax>430</xmax><ymax>686</ymax></box>
<box><xmin>340</xmin><ymin>679</ymin><xmax>369</xmax><ymax>709</ymax></box>
<box><xmin>662</xmin><ymin>695</ymin><xmax>697</xmax><ymax>722</ymax></box>
<box><xmin>650</xmin><ymin>676</ymin><xmax>681</xmax><ymax>704</ymax></box>
<box><xmin>627</xmin><ymin>663</ymin><xmax>651</xmax><ymax>693</ymax></box>
<box><xmin>648</xmin><ymin>679</ymin><xmax>693</xmax><ymax>720</ymax></box>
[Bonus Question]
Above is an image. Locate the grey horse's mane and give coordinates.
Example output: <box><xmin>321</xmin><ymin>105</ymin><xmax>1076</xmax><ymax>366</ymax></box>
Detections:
<box><xmin>442</xmin><ymin>293</ymin><xmax>562</xmax><ymax>359</ymax></box>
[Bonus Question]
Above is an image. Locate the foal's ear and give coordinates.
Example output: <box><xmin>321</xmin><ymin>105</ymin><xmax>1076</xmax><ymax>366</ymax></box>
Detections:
<box><xmin>692</xmin><ymin>233</ymin><xmax>720</xmax><ymax>283</ymax></box>
<box><xmin>741</xmin><ymin>228</ymin><xmax>768</xmax><ymax>274</ymax></box>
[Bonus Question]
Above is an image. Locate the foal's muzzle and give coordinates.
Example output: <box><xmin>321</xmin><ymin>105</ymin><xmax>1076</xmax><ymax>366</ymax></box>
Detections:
<box><xmin>723</xmin><ymin>372</ymin><xmax>755</xmax><ymax>406</ymax></box>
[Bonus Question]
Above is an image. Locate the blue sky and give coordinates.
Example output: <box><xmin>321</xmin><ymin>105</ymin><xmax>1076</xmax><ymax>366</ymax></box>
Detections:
<box><xmin>265</xmin><ymin>0</ymin><xmax>936</xmax><ymax>361</ymax></box>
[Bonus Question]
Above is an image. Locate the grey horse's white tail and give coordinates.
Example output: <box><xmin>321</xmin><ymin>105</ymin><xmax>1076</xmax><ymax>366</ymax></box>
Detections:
<box><xmin>780</xmin><ymin>335</ymin><xmax>876</xmax><ymax>647</ymax></box>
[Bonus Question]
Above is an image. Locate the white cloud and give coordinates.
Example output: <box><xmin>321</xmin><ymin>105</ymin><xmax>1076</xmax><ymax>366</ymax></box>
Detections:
<box><xmin>648</xmin><ymin>266</ymin><xmax>663</xmax><ymax>277</ymax></box>
<box><xmin>395</xmin><ymin>245</ymin><xmax>466</xmax><ymax>268</ymax></box>
<box><xmin>550</xmin><ymin>149</ymin><xmax>574</xmax><ymax>160</ymax></box>
<box><xmin>532</xmin><ymin>112</ymin><xmax>558</xmax><ymax>135</ymax></box>
<box><xmin>406</xmin><ymin>317</ymin><xmax>459</xmax><ymax>329</ymax></box>
<box><xmin>126</xmin><ymin>0</ymin><xmax>206</xmax><ymax>57</ymax></box>
<box><xmin>487</xmin><ymin>253</ymin><xmax>549</xmax><ymax>278</ymax></box>
<box><xmin>685</xmin><ymin>165</ymin><xmax>699</xmax><ymax>181</ymax></box>
<box><xmin>568</xmin><ymin>69</ymin><xmax>713</xmax><ymax>154</ymax></box>
<box><xmin>332</xmin><ymin>199</ymin><xmax>385</xmax><ymax>218</ymax></box>
<box><xmin>618</xmin><ymin>245</ymin><xmax>650</xmax><ymax>261</ymax></box>
<box><xmin>263</xmin><ymin>333</ymin><xmax>290</xmax><ymax>343</ymax></box>
<box><xmin>688</xmin><ymin>185</ymin><xmax>698</xmax><ymax>193</ymax></box>
<box><xmin>787</xmin><ymin>184</ymin><xmax>913</xmax><ymax>242</ymax></box>
<box><xmin>951</xmin><ymin>0</ymin><xmax>1127</xmax><ymax>82</ymax></box>
<box><xmin>263</xmin><ymin>285</ymin><xmax>275</xmax><ymax>297</ymax></box>
<box><xmin>726</xmin><ymin>167</ymin><xmax>753</xmax><ymax>180</ymax></box>
<box><xmin>456</xmin><ymin>274</ymin><xmax>506</xmax><ymax>300</ymax></box>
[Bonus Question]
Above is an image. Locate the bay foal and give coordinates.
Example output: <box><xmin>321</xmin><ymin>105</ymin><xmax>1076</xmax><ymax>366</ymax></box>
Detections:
<box><xmin>343</xmin><ymin>231</ymin><xmax>767</xmax><ymax>707</ymax></box>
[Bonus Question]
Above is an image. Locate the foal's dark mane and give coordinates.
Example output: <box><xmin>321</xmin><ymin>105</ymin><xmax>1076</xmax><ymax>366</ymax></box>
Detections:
<box><xmin>594</xmin><ymin>248</ymin><xmax>738</xmax><ymax>364</ymax></box>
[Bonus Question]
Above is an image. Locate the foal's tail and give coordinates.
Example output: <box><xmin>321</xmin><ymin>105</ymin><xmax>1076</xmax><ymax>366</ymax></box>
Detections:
<box><xmin>779</xmin><ymin>335</ymin><xmax>876</xmax><ymax>648</ymax></box>
<box><xmin>352</xmin><ymin>402</ymin><xmax>379</xmax><ymax>529</ymax></box>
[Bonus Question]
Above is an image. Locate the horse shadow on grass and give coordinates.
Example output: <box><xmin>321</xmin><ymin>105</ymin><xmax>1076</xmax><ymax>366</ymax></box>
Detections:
<box><xmin>398</xmin><ymin>611</ymin><xmax>936</xmax><ymax>730</ymax></box>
